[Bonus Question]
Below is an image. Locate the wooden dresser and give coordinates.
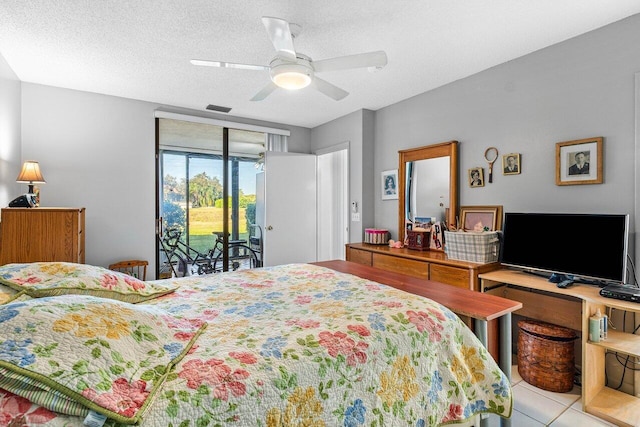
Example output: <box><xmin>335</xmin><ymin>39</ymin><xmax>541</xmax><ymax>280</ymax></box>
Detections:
<box><xmin>0</xmin><ymin>207</ymin><xmax>85</xmax><ymax>265</ymax></box>
<box><xmin>346</xmin><ymin>242</ymin><xmax>500</xmax><ymax>291</ymax></box>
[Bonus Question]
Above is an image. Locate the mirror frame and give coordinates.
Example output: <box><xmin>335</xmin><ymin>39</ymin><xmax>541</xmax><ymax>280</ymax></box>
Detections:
<box><xmin>398</xmin><ymin>140</ymin><xmax>459</xmax><ymax>243</ymax></box>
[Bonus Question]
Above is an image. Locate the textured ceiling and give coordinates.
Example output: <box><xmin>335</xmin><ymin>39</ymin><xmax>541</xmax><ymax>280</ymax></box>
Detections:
<box><xmin>1</xmin><ymin>1</ymin><xmax>639</xmax><ymax>128</ymax></box>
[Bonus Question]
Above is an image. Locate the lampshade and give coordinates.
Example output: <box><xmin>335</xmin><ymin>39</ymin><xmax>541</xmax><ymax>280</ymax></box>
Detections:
<box><xmin>16</xmin><ymin>161</ymin><xmax>46</xmax><ymax>194</ymax></box>
<box><xmin>16</xmin><ymin>161</ymin><xmax>46</xmax><ymax>183</ymax></box>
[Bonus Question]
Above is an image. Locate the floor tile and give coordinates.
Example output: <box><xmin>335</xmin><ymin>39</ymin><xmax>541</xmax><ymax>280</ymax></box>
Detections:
<box><xmin>510</xmin><ymin>365</ymin><xmax>522</xmax><ymax>385</ymax></box>
<box><xmin>549</xmin><ymin>408</ymin><xmax>618</xmax><ymax>427</ymax></box>
<box><xmin>509</xmin><ymin>410</ymin><xmax>545</xmax><ymax>426</ymax></box>
<box><xmin>518</xmin><ymin>380</ymin><xmax>581</xmax><ymax>407</ymax></box>
<box><xmin>485</xmin><ymin>410</ymin><xmax>545</xmax><ymax>427</ymax></box>
<box><xmin>512</xmin><ymin>383</ymin><xmax>567</xmax><ymax>424</ymax></box>
<box><xmin>570</xmin><ymin>399</ymin><xmax>582</xmax><ymax>411</ymax></box>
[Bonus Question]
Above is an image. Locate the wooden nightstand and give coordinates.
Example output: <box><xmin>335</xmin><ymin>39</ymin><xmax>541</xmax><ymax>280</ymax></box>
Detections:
<box><xmin>0</xmin><ymin>207</ymin><xmax>85</xmax><ymax>265</ymax></box>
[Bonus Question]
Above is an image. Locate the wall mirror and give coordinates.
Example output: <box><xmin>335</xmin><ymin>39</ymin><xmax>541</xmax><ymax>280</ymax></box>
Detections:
<box><xmin>398</xmin><ymin>141</ymin><xmax>459</xmax><ymax>244</ymax></box>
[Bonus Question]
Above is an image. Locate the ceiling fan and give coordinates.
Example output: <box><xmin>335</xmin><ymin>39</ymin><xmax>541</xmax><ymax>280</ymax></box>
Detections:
<box><xmin>191</xmin><ymin>16</ymin><xmax>388</xmax><ymax>101</ymax></box>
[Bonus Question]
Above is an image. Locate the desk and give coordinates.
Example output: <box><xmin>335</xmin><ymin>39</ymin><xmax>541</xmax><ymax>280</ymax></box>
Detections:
<box><xmin>480</xmin><ymin>269</ymin><xmax>640</xmax><ymax>427</ymax></box>
<box><xmin>314</xmin><ymin>260</ymin><xmax>522</xmax><ymax>427</ymax></box>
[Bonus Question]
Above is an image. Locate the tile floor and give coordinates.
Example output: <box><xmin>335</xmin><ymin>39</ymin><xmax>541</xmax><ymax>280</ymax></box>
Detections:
<box><xmin>484</xmin><ymin>366</ymin><xmax>617</xmax><ymax>427</ymax></box>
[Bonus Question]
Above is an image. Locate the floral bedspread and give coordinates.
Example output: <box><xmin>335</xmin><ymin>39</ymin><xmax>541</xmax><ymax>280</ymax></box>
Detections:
<box><xmin>0</xmin><ymin>263</ymin><xmax>512</xmax><ymax>426</ymax></box>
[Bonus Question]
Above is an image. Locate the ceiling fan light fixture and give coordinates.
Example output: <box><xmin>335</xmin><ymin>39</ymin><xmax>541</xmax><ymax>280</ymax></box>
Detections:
<box><xmin>270</xmin><ymin>62</ymin><xmax>313</xmax><ymax>90</ymax></box>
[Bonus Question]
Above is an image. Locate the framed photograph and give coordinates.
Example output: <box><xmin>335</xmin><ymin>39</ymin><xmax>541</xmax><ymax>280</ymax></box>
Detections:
<box><xmin>556</xmin><ymin>137</ymin><xmax>603</xmax><ymax>185</ymax></box>
<box><xmin>381</xmin><ymin>169</ymin><xmax>398</xmax><ymax>200</ymax></box>
<box><xmin>502</xmin><ymin>153</ymin><xmax>521</xmax><ymax>175</ymax></box>
<box><xmin>459</xmin><ymin>205</ymin><xmax>503</xmax><ymax>232</ymax></box>
<box><xmin>468</xmin><ymin>167</ymin><xmax>484</xmax><ymax>188</ymax></box>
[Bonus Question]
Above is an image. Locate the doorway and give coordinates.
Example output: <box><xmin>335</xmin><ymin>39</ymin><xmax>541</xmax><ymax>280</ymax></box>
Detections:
<box><xmin>316</xmin><ymin>144</ymin><xmax>349</xmax><ymax>261</ymax></box>
<box><xmin>156</xmin><ymin>118</ymin><xmax>264</xmax><ymax>276</ymax></box>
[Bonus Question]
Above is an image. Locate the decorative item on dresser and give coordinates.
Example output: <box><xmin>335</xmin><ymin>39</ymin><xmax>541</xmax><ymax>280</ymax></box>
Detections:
<box><xmin>0</xmin><ymin>207</ymin><xmax>85</xmax><ymax>265</ymax></box>
<box><xmin>406</xmin><ymin>228</ymin><xmax>430</xmax><ymax>250</ymax></box>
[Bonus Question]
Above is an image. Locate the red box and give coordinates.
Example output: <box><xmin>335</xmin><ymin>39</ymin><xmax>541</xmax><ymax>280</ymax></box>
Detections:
<box><xmin>406</xmin><ymin>230</ymin><xmax>430</xmax><ymax>251</ymax></box>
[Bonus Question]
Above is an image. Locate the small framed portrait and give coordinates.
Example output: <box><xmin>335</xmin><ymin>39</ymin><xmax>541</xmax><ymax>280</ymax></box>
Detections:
<box><xmin>468</xmin><ymin>167</ymin><xmax>484</xmax><ymax>188</ymax></box>
<box><xmin>459</xmin><ymin>205</ymin><xmax>503</xmax><ymax>232</ymax></box>
<box><xmin>381</xmin><ymin>169</ymin><xmax>398</xmax><ymax>200</ymax></box>
<box><xmin>502</xmin><ymin>153</ymin><xmax>521</xmax><ymax>175</ymax></box>
<box><xmin>556</xmin><ymin>137</ymin><xmax>603</xmax><ymax>186</ymax></box>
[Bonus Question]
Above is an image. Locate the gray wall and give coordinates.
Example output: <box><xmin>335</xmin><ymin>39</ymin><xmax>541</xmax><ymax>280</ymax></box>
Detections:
<box><xmin>19</xmin><ymin>83</ymin><xmax>311</xmax><ymax>277</ymax></box>
<box><xmin>0</xmin><ymin>53</ymin><xmax>21</xmax><ymax>209</ymax></box>
<box><xmin>369</xmin><ymin>14</ymin><xmax>638</xmax><ymax>255</ymax></box>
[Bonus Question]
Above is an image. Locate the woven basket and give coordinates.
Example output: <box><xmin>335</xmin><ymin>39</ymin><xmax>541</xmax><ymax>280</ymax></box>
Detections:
<box><xmin>444</xmin><ymin>231</ymin><xmax>500</xmax><ymax>263</ymax></box>
<box><xmin>517</xmin><ymin>320</ymin><xmax>577</xmax><ymax>392</ymax></box>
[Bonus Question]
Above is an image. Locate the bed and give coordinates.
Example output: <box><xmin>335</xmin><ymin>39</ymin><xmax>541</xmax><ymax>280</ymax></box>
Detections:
<box><xmin>0</xmin><ymin>261</ymin><xmax>512</xmax><ymax>426</ymax></box>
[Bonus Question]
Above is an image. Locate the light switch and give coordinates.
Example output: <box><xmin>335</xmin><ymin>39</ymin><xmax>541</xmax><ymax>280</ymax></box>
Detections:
<box><xmin>351</xmin><ymin>212</ymin><xmax>360</xmax><ymax>222</ymax></box>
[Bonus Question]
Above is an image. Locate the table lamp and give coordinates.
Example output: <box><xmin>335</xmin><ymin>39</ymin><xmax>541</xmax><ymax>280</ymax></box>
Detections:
<box><xmin>10</xmin><ymin>161</ymin><xmax>46</xmax><ymax>207</ymax></box>
<box><xmin>16</xmin><ymin>161</ymin><xmax>46</xmax><ymax>194</ymax></box>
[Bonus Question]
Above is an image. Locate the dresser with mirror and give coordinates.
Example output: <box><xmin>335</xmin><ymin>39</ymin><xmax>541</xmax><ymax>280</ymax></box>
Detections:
<box><xmin>346</xmin><ymin>140</ymin><xmax>500</xmax><ymax>292</ymax></box>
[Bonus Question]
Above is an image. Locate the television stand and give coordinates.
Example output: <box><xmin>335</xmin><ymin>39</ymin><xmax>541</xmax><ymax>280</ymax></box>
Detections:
<box><xmin>480</xmin><ymin>268</ymin><xmax>640</xmax><ymax>427</ymax></box>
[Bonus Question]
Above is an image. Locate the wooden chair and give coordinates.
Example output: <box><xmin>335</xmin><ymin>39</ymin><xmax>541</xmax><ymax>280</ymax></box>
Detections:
<box><xmin>108</xmin><ymin>260</ymin><xmax>148</xmax><ymax>280</ymax></box>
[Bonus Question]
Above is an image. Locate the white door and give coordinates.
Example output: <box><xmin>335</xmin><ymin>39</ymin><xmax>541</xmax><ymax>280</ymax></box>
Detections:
<box><xmin>261</xmin><ymin>152</ymin><xmax>317</xmax><ymax>266</ymax></box>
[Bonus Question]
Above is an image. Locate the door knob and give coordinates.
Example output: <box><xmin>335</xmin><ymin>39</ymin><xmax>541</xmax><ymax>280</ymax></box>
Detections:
<box><xmin>266</xmin><ymin>225</ymin><xmax>273</xmax><ymax>230</ymax></box>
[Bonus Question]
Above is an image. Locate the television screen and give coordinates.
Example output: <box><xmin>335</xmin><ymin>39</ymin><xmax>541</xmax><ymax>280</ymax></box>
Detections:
<box><xmin>501</xmin><ymin>213</ymin><xmax>629</xmax><ymax>284</ymax></box>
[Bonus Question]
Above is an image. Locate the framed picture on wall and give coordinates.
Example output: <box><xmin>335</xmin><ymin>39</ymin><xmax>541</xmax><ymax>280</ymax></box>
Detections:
<box><xmin>468</xmin><ymin>167</ymin><xmax>484</xmax><ymax>188</ymax></box>
<box><xmin>381</xmin><ymin>169</ymin><xmax>398</xmax><ymax>200</ymax></box>
<box><xmin>556</xmin><ymin>137</ymin><xmax>603</xmax><ymax>185</ymax></box>
<box><xmin>459</xmin><ymin>205</ymin><xmax>503</xmax><ymax>231</ymax></box>
<box><xmin>502</xmin><ymin>153</ymin><xmax>521</xmax><ymax>175</ymax></box>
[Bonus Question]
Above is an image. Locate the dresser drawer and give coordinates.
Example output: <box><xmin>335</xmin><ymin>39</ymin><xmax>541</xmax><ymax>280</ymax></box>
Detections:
<box><xmin>430</xmin><ymin>263</ymin><xmax>471</xmax><ymax>289</ymax></box>
<box><xmin>347</xmin><ymin>248</ymin><xmax>372</xmax><ymax>266</ymax></box>
<box><xmin>372</xmin><ymin>253</ymin><xmax>428</xmax><ymax>279</ymax></box>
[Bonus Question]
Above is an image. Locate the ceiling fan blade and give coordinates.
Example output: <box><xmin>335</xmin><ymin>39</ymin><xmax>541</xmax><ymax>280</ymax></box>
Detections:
<box><xmin>313</xmin><ymin>50</ymin><xmax>387</xmax><ymax>73</ymax></box>
<box><xmin>191</xmin><ymin>59</ymin><xmax>268</xmax><ymax>71</ymax></box>
<box><xmin>250</xmin><ymin>81</ymin><xmax>278</xmax><ymax>101</ymax></box>
<box><xmin>262</xmin><ymin>16</ymin><xmax>297</xmax><ymax>62</ymax></box>
<box><xmin>313</xmin><ymin>77</ymin><xmax>348</xmax><ymax>101</ymax></box>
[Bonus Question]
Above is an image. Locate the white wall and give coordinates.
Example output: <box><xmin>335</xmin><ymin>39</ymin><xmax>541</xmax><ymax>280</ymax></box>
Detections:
<box><xmin>0</xmin><ymin>53</ymin><xmax>21</xmax><ymax>209</ymax></box>
<box><xmin>20</xmin><ymin>84</ymin><xmax>311</xmax><ymax>277</ymax></box>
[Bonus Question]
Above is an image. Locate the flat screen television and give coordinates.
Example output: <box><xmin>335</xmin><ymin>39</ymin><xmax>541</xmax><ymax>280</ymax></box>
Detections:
<box><xmin>500</xmin><ymin>212</ymin><xmax>629</xmax><ymax>285</ymax></box>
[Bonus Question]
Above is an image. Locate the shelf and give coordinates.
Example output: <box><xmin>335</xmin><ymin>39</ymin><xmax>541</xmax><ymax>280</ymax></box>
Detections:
<box><xmin>586</xmin><ymin>386</ymin><xmax>640</xmax><ymax>427</ymax></box>
<box><xmin>588</xmin><ymin>330</ymin><xmax>640</xmax><ymax>357</ymax></box>
<box><xmin>479</xmin><ymin>269</ymin><xmax>640</xmax><ymax>427</ymax></box>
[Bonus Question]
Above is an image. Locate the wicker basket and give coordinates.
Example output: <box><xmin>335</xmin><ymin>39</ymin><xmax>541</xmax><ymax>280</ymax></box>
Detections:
<box><xmin>517</xmin><ymin>320</ymin><xmax>577</xmax><ymax>392</ymax></box>
<box><xmin>443</xmin><ymin>231</ymin><xmax>500</xmax><ymax>263</ymax></box>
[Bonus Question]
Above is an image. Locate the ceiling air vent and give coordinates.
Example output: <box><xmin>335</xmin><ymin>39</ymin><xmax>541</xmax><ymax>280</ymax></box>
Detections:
<box><xmin>206</xmin><ymin>104</ymin><xmax>232</xmax><ymax>113</ymax></box>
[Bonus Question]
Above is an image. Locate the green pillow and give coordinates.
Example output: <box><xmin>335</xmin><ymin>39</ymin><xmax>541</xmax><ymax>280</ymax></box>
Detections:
<box><xmin>0</xmin><ymin>262</ymin><xmax>177</xmax><ymax>303</ymax></box>
<box><xmin>0</xmin><ymin>294</ymin><xmax>206</xmax><ymax>424</ymax></box>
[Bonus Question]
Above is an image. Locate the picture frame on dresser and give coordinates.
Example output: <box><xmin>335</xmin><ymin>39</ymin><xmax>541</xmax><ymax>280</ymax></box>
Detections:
<box><xmin>459</xmin><ymin>205</ymin><xmax>503</xmax><ymax>232</ymax></box>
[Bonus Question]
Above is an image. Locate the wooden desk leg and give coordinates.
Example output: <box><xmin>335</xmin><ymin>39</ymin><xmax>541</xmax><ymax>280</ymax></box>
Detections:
<box><xmin>475</xmin><ymin>316</ymin><xmax>512</xmax><ymax>427</ymax></box>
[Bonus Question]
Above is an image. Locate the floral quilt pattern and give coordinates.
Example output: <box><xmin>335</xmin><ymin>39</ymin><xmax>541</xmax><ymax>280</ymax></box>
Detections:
<box><xmin>0</xmin><ymin>263</ymin><xmax>512</xmax><ymax>426</ymax></box>
<box><xmin>0</xmin><ymin>295</ymin><xmax>205</xmax><ymax>424</ymax></box>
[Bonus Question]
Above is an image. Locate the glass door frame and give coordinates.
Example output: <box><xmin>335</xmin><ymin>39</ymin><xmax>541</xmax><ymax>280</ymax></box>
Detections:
<box><xmin>156</xmin><ymin>120</ymin><xmax>257</xmax><ymax>276</ymax></box>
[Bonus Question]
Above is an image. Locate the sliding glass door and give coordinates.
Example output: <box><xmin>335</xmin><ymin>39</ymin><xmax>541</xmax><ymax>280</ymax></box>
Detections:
<box><xmin>157</xmin><ymin>118</ymin><xmax>263</xmax><ymax>276</ymax></box>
